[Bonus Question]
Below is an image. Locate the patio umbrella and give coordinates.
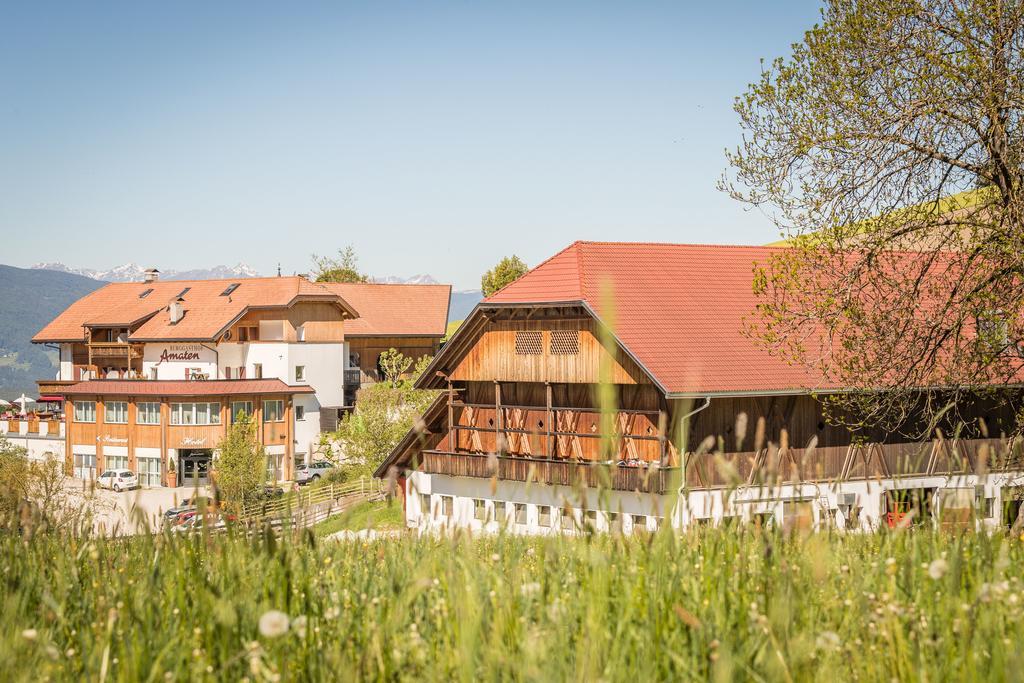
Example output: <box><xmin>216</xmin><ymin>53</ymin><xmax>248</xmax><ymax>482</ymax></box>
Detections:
<box><xmin>14</xmin><ymin>394</ymin><xmax>34</xmax><ymax>413</ymax></box>
<box><xmin>0</xmin><ymin>399</ymin><xmax>10</xmax><ymax>407</ymax></box>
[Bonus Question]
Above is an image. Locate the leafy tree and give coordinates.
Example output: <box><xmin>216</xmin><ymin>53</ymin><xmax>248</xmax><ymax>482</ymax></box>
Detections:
<box><xmin>378</xmin><ymin>348</ymin><xmax>412</xmax><ymax>388</ymax></box>
<box><xmin>312</xmin><ymin>246</ymin><xmax>369</xmax><ymax>283</ymax></box>
<box><xmin>323</xmin><ymin>356</ymin><xmax>437</xmax><ymax>480</ymax></box>
<box><xmin>481</xmin><ymin>255</ymin><xmax>528</xmax><ymax>297</ymax></box>
<box><xmin>723</xmin><ymin>0</ymin><xmax>1024</xmax><ymax>433</ymax></box>
<box><xmin>0</xmin><ymin>438</ymin><xmax>93</xmax><ymax>533</ymax></box>
<box><xmin>212</xmin><ymin>415</ymin><xmax>266</xmax><ymax>506</ymax></box>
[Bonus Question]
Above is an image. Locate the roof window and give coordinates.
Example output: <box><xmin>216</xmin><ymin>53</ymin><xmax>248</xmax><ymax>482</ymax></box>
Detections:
<box><xmin>138</xmin><ymin>288</ymin><xmax>154</xmax><ymax>299</ymax></box>
<box><xmin>221</xmin><ymin>283</ymin><xmax>240</xmax><ymax>296</ymax></box>
<box><xmin>175</xmin><ymin>287</ymin><xmax>191</xmax><ymax>299</ymax></box>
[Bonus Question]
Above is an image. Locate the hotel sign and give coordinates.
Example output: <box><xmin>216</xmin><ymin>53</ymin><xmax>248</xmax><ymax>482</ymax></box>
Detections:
<box><xmin>157</xmin><ymin>344</ymin><xmax>206</xmax><ymax>364</ymax></box>
<box><xmin>181</xmin><ymin>436</ymin><xmax>207</xmax><ymax>447</ymax></box>
<box><xmin>97</xmin><ymin>435</ymin><xmax>128</xmax><ymax>444</ymax></box>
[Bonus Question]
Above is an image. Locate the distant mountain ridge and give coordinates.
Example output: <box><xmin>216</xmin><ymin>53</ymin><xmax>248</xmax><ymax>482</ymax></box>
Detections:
<box><xmin>32</xmin><ymin>262</ymin><xmax>261</xmax><ymax>282</ymax></box>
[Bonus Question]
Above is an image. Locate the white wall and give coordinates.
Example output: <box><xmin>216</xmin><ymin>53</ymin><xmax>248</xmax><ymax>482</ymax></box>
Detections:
<box><xmin>407</xmin><ymin>470</ymin><xmax>1024</xmax><ymax>534</ymax></box>
<box><xmin>142</xmin><ymin>343</ymin><xmax>218</xmax><ymax>380</ymax></box>
<box><xmin>59</xmin><ymin>343</ymin><xmax>73</xmax><ymax>380</ymax></box>
<box><xmin>288</xmin><ymin>343</ymin><xmax>346</xmax><ymax>407</ymax></box>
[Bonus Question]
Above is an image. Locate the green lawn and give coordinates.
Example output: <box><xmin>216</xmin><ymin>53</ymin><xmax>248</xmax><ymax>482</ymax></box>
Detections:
<box><xmin>313</xmin><ymin>498</ymin><xmax>406</xmax><ymax>537</ymax></box>
<box><xmin>3</xmin><ymin>523</ymin><xmax>1024</xmax><ymax>680</ymax></box>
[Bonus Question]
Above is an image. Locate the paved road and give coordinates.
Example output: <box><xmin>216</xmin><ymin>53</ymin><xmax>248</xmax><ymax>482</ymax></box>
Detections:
<box><xmin>65</xmin><ymin>480</ymin><xmax>211</xmax><ymax>536</ymax></box>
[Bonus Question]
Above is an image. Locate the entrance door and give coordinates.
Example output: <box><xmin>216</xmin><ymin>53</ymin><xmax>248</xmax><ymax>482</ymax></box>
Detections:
<box><xmin>73</xmin><ymin>452</ymin><xmax>96</xmax><ymax>480</ymax></box>
<box><xmin>179</xmin><ymin>451</ymin><xmax>212</xmax><ymax>487</ymax></box>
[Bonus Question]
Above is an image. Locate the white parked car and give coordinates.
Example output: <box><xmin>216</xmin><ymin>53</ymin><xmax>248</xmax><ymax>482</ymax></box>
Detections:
<box><xmin>97</xmin><ymin>469</ymin><xmax>138</xmax><ymax>492</ymax></box>
<box><xmin>295</xmin><ymin>461</ymin><xmax>334</xmax><ymax>485</ymax></box>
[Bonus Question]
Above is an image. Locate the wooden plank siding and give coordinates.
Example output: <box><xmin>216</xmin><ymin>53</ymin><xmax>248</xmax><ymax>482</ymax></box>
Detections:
<box><xmin>450</xmin><ymin>319</ymin><xmax>651</xmax><ymax>385</ymax></box>
<box><xmin>230</xmin><ymin>302</ymin><xmax>347</xmax><ymax>343</ymax></box>
<box><xmin>347</xmin><ymin>336</ymin><xmax>442</xmax><ymax>383</ymax></box>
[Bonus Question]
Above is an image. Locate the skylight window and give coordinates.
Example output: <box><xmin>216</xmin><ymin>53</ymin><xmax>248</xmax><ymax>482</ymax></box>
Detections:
<box><xmin>221</xmin><ymin>283</ymin><xmax>240</xmax><ymax>296</ymax></box>
<box><xmin>175</xmin><ymin>287</ymin><xmax>191</xmax><ymax>298</ymax></box>
<box><xmin>138</xmin><ymin>288</ymin><xmax>154</xmax><ymax>299</ymax></box>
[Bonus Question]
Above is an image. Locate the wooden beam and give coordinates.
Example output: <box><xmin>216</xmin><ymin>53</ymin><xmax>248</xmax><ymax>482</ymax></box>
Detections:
<box><xmin>546</xmin><ymin>382</ymin><xmax>553</xmax><ymax>459</ymax></box>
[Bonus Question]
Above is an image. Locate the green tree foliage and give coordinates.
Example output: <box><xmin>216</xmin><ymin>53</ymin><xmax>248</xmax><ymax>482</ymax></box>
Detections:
<box><xmin>311</xmin><ymin>246</ymin><xmax>369</xmax><ymax>283</ymax></box>
<box><xmin>0</xmin><ymin>438</ymin><xmax>91</xmax><ymax>532</ymax></box>
<box><xmin>723</xmin><ymin>0</ymin><xmax>1024</xmax><ymax>432</ymax></box>
<box><xmin>324</xmin><ymin>356</ymin><xmax>436</xmax><ymax>480</ymax></box>
<box><xmin>377</xmin><ymin>348</ymin><xmax>413</xmax><ymax>388</ymax></box>
<box><xmin>481</xmin><ymin>255</ymin><xmax>527</xmax><ymax>297</ymax></box>
<box><xmin>212</xmin><ymin>415</ymin><xmax>266</xmax><ymax>506</ymax></box>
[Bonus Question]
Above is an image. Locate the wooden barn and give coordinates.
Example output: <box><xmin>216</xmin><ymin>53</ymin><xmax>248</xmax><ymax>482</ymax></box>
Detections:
<box><xmin>376</xmin><ymin>241</ymin><xmax>1024</xmax><ymax>533</ymax></box>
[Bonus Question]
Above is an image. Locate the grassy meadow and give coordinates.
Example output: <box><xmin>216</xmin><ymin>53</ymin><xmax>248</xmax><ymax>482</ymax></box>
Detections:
<box><xmin>3</xmin><ymin>523</ymin><xmax>1024</xmax><ymax>682</ymax></box>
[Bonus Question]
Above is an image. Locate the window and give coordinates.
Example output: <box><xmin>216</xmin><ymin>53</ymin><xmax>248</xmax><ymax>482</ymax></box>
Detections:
<box><xmin>139</xmin><ymin>288</ymin><xmax>154</xmax><ymax>299</ymax></box>
<box><xmin>296</xmin><ymin>325</ymin><xmax>305</xmax><ymax>342</ymax></box>
<box><xmin>263</xmin><ymin>400</ymin><xmax>284</xmax><ymax>422</ymax></box>
<box><xmin>185</xmin><ymin>368</ymin><xmax>207</xmax><ymax>380</ymax></box>
<box><xmin>515</xmin><ymin>503</ymin><xmax>527</xmax><ymax>525</ymax></box>
<box><xmin>608</xmin><ymin>512</ymin><xmax>622</xmax><ymax>534</ymax></box>
<box><xmin>420</xmin><ymin>494</ymin><xmax>431</xmax><ymax>518</ymax></box>
<box><xmin>72</xmin><ymin>452</ymin><xmax>96</xmax><ymax>479</ymax></box>
<box><xmin>104</xmin><ymin>401</ymin><xmax>128</xmax><ymax>424</ymax></box>
<box><xmin>632</xmin><ymin>515</ymin><xmax>647</xmax><ymax>532</ymax></box>
<box><xmin>137</xmin><ymin>457</ymin><xmax>161</xmax><ymax>487</ymax></box>
<box><xmin>231</xmin><ymin>401</ymin><xmax>254</xmax><ymax>423</ymax></box>
<box><xmin>515</xmin><ymin>331</ymin><xmax>543</xmax><ymax>355</ymax></box>
<box><xmin>137</xmin><ymin>402</ymin><xmax>160</xmax><ymax>425</ymax></box>
<box><xmin>170</xmin><ymin>403</ymin><xmax>221</xmax><ymax>426</ymax></box>
<box><xmin>549</xmin><ymin>330</ymin><xmax>580</xmax><ymax>355</ymax></box>
<box><xmin>295</xmin><ymin>366</ymin><xmax>306</xmax><ymax>382</ymax></box>
<box><xmin>538</xmin><ymin>505</ymin><xmax>552</xmax><ymax>528</ymax></box>
<box><xmin>493</xmin><ymin>501</ymin><xmax>507</xmax><ymax>524</ymax></box>
<box><xmin>149</xmin><ymin>366</ymin><xmax>158</xmax><ymax>380</ymax></box>
<box><xmin>585</xmin><ymin>509</ymin><xmax>598</xmax><ymax>530</ymax></box>
<box><xmin>441</xmin><ymin>495</ymin><xmax>454</xmax><ymax>517</ymax></box>
<box><xmin>560</xmin><ymin>508</ymin><xmax>576</xmax><ymax>531</ymax></box>
<box><xmin>473</xmin><ymin>499</ymin><xmax>487</xmax><ymax>521</ymax></box>
<box><xmin>295</xmin><ymin>406</ymin><xmax>305</xmax><ymax>421</ymax></box>
<box><xmin>106</xmin><ymin>454</ymin><xmax>128</xmax><ymax>471</ymax></box>
<box><xmin>253</xmin><ymin>363</ymin><xmax>263</xmax><ymax>379</ymax></box>
<box><xmin>237</xmin><ymin>366</ymin><xmax>246</xmax><ymax>379</ymax></box>
<box><xmin>175</xmin><ymin>287</ymin><xmax>191</xmax><ymax>299</ymax></box>
<box><xmin>74</xmin><ymin>401</ymin><xmax>96</xmax><ymax>423</ymax></box>
<box><xmin>266</xmin><ymin>453</ymin><xmax>284</xmax><ymax>482</ymax></box>
<box><xmin>224</xmin><ymin>367</ymin><xmax>232</xmax><ymax>380</ymax></box>
<box><xmin>221</xmin><ymin>283</ymin><xmax>240</xmax><ymax>296</ymax></box>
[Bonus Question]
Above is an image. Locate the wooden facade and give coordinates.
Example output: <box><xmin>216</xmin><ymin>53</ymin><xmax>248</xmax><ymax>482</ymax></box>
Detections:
<box><xmin>228</xmin><ymin>302</ymin><xmax>347</xmax><ymax>343</ymax></box>
<box><xmin>347</xmin><ymin>335</ymin><xmax>443</xmax><ymax>384</ymax></box>
<box><xmin>382</xmin><ymin>304</ymin><xmax>1024</xmax><ymax>495</ymax></box>
<box><xmin>64</xmin><ymin>391</ymin><xmax>297</xmax><ymax>486</ymax></box>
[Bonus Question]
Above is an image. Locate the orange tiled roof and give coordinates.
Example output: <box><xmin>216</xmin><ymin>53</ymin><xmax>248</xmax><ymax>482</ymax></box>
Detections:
<box><xmin>62</xmin><ymin>379</ymin><xmax>315</xmax><ymax>396</ymax></box>
<box><xmin>320</xmin><ymin>282</ymin><xmax>451</xmax><ymax>337</ymax></box>
<box><xmin>33</xmin><ymin>276</ymin><xmax>355</xmax><ymax>343</ymax></box>
<box><xmin>485</xmin><ymin>241</ymin><xmax>831</xmax><ymax>396</ymax></box>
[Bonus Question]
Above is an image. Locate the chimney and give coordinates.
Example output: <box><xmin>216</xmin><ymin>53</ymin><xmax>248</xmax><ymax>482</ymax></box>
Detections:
<box><xmin>144</xmin><ymin>268</ymin><xmax>160</xmax><ymax>283</ymax></box>
<box><xmin>168</xmin><ymin>297</ymin><xmax>185</xmax><ymax>324</ymax></box>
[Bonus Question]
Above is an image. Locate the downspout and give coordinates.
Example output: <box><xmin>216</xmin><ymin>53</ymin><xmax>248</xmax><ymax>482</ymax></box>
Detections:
<box><xmin>672</xmin><ymin>396</ymin><xmax>712</xmax><ymax>528</ymax></box>
<box><xmin>200</xmin><ymin>342</ymin><xmax>220</xmax><ymax>379</ymax></box>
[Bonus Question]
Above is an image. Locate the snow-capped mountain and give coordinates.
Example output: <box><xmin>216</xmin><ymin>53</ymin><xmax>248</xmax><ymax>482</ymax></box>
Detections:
<box><xmin>370</xmin><ymin>273</ymin><xmax>441</xmax><ymax>285</ymax></box>
<box><xmin>31</xmin><ymin>262</ymin><xmax>261</xmax><ymax>282</ymax></box>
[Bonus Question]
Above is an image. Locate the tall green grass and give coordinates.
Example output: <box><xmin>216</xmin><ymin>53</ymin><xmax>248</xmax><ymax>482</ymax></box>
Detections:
<box><xmin>2</xmin><ymin>525</ymin><xmax>1024</xmax><ymax>681</ymax></box>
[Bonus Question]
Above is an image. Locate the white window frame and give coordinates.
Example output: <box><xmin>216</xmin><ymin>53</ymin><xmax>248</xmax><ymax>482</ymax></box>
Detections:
<box><xmin>104</xmin><ymin>401</ymin><xmax>128</xmax><ymax>424</ymax></box>
<box><xmin>137</xmin><ymin>402</ymin><xmax>161</xmax><ymax>425</ymax></box>
<box><xmin>74</xmin><ymin>401</ymin><xmax>96</xmax><ymax>423</ymax></box>
<box><xmin>230</xmin><ymin>401</ymin><xmax>254</xmax><ymax>423</ymax></box>
<box><xmin>263</xmin><ymin>399</ymin><xmax>285</xmax><ymax>423</ymax></box>
<box><xmin>170</xmin><ymin>402</ymin><xmax>222</xmax><ymax>426</ymax></box>
<box><xmin>106</xmin><ymin>454</ymin><xmax>128</xmax><ymax>471</ymax></box>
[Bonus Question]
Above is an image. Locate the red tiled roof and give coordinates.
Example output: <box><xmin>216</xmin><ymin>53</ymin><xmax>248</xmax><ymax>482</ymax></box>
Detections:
<box><xmin>321</xmin><ymin>283</ymin><xmax>451</xmax><ymax>337</ymax></box>
<box><xmin>62</xmin><ymin>379</ymin><xmax>315</xmax><ymax>397</ymax></box>
<box><xmin>33</xmin><ymin>276</ymin><xmax>356</xmax><ymax>343</ymax></box>
<box><xmin>485</xmin><ymin>241</ymin><xmax>830</xmax><ymax>396</ymax></box>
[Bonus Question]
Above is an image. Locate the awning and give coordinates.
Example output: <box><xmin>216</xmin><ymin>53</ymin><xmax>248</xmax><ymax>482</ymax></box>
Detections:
<box><xmin>37</xmin><ymin>396</ymin><xmax>65</xmax><ymax>402</ymax></box>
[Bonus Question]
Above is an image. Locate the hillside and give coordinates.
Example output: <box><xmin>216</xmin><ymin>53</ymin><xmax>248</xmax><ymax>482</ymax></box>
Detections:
<box><xmin>0</xmin><ymin>265</ymin><xmax>103</xmax><ymax>399</ymax></box>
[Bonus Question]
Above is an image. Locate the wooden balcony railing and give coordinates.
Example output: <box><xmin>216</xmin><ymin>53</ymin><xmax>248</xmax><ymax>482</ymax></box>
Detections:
<box><xmin>420</xmin><ymin>450</ymin><xmax>674</xmax><ymax>494</ymax></box>
<box><xmin>88</xmin><ymin>342</ymin><xmax>143</xmax><ymax>359</ymax></box>
<box><xmin>36</xmin><ymin>379</ymin><xmax>79</xmax><ymax>396</ymax></box>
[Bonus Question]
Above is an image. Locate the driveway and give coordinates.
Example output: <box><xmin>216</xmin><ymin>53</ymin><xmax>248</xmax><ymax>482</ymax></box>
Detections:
<box><xmin>65</xmin><ymin>479</ymin><xmax>211</xmax><ymax>536</ymax></box>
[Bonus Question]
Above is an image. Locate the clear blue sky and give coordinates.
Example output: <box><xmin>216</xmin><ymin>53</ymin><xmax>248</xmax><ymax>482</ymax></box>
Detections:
<box><xmin>0</xmin><ymin>1</ymin><xmax>821</xmax><ymax>289</ymax></box>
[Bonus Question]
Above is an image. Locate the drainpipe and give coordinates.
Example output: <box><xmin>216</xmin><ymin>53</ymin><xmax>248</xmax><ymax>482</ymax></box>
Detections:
<box><xmin>200</xmin><ymin>343</ymin><xmax>220</xmax><ymax>379</ymax></box>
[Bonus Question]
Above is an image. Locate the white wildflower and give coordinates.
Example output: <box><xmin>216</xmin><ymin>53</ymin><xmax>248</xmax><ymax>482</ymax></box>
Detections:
<box><xmin>292</xmin><ymin>615</ymin><xmax>308</xmax><ymax>638</ymax></box>
<box><xmin>928</xmin><ymin>559</ymin><xmax>949</xmax><ymax>580</ymax></box>
<box><xmin>21</xmin><ymin>629</ymin><xmax>37</xmax><ymax>641</ymax></box>
<box><xmin>258</xmin><ymin>610</ymin><xmax>290</xmax><ymax>638</ymax></box>
<box><xmin>520</xmin><ymin>582</ymin><xmax>541</xmax><ymax>597</ymax></box>
<box><xmin>815</xmin><ymin>631</ymin><xmax>841</xmax><ymax>652</ymax></box>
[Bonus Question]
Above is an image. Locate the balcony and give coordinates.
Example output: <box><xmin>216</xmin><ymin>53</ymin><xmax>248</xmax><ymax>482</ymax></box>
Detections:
<box><xmin>344</xmin><ymin>368</ymin><xmax>362</xmax><ymax>388</ymax></box>
<box><xmin>88</xmin><ymin>342</ymin><xmax>143</xmax><ymax>360</ymax></box>
<box><xmin>36</xmin><ymin>379</ymin><xmax>79</xmax><ymax>396</ymax></box>
<box><xmin>420</xmin><ymin>450</ymin><xmax>675</xmax><ymax>494</ymax></box>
